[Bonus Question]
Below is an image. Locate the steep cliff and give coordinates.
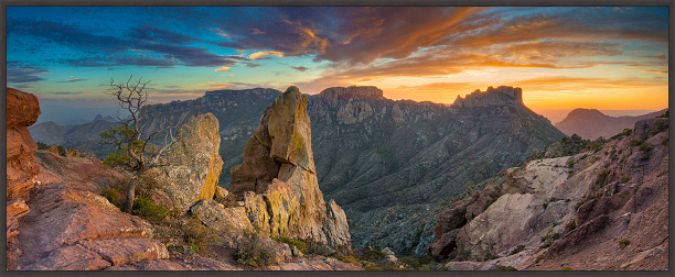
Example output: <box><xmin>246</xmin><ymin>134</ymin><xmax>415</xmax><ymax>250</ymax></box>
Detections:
<box><xmin>431</xmin><ymin>112</ymin><xmax>669</xmax><ymax>270</ymax></box>
<box><xmin>230</xmin><ymin>86</ymin><xmax>352</xmax><ymax>255</ymax></box>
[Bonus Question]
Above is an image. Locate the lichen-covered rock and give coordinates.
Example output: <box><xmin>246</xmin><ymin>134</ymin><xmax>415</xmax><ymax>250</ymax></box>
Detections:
<box><xmin>230</xmin><ymin>86</ymin><xmax>352</xmax><ymax>254</ymax></box>
<box><xmin>144</xmin><ymin>113</ymin><xmax>224</xmax><ymax>212</ymax></box>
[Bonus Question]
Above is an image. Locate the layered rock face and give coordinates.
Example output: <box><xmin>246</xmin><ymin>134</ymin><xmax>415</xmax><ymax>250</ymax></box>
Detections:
<box><xmin>6</xmin><ymin>88</ymin><xmax>41</xmax><ymax>269</ymax></box>
<box><xmin>143</xmin><ymin>113</ymin><xmax>223</xmax><ymax>212</ymax></box>
<box><xmin>230</xmin><ymin>86</ymin><xmax>352</xmax><ymax>255</ymax></box>
<box><xmin>431</xmin><ymin>112</ymin><xmax>669</xmax><ymax>270</ymax></box>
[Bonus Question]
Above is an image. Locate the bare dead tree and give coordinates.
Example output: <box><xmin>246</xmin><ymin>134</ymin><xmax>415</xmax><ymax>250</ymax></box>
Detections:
<box><xmin>101</xmin><ymin>75</ymin><xmax>179</xmax><ymax>212</ymax></box>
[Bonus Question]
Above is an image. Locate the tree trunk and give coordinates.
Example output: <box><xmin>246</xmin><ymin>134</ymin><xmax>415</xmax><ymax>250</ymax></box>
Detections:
<box><xmin>125</xmin><ymin>178</ymin><xmax>138</xmax><ymax>213</ymax></box>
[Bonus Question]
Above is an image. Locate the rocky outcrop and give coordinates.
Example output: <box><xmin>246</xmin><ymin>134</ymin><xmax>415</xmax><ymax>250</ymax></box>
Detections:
<box><xmin>230</xmin><ymin>86</ymin><xmax>352</xmax><ymax>255</ymax></box>
<box><xmin>452</xmin><ymin>86</ymin><xmax>523</xmax><ymax>108</ymax></box>
<box><xmin>431</xmin><ymin>114</ymin><xmax>669</xmax><ymax>270</ymax></box>
<box><xmin>7</xmin><ymin>88</ymin><xmax>40</xmax><ymax>199</ymax></box>
<box><xmin>6</xmin><ymin>88</ymin><xmax>41</xmax><ymax>269</ymax></box>
<box><xmin>555</xmin><ymin>108</ymin><xmax>667</xmax><ymax>140</ymax></box>
<box><xmin>143</xmin><ymin>113</ymin><xmax>224</xmax><ymax>212</ymax></box>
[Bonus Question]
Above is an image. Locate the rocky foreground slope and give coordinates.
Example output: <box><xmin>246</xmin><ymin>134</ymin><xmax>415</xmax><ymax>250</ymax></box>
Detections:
<box><xmin>6</xmin><ymin>88</ymin><xmax>358</xmax><ymax>271</ymax></box>
<box><xmin>430</xmin><ymin>112</ymin><xmax>669</xmax><ymax>270</ymax></box>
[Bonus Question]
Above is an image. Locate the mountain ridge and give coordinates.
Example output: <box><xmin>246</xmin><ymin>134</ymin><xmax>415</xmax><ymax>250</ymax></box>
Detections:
<box><xmin>28</xmin><ymin>85</ymin><xmax>565</xmax><ymax>255</ymax></box>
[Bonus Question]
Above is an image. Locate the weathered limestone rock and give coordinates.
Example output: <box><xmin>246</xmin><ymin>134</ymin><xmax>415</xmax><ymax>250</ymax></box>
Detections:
<box><xmin>144</xmin><ymin>113</ymin><xmax>224</xmax><ymax>212</ymax></box>
<box><xmin>6</xmin><ymin>88</ymin><xmax>40</xmax><ymax>199</ymax></box>
<box><xmin>230</xmin><ymin>86</ymin><xmax>352</xmax><ymax>254</ymax></box>
<box><xmin>6</xmin><ymin>88</ymin><xmax>41</xmax><ymax>270</ymax></box>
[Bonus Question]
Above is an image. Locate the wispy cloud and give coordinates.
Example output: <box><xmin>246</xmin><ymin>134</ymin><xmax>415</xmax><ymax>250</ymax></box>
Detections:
<box><xmin>248</xmin><ymin>50</ymin><xmax>284</xmax><ymax>60</ymax></box>
<box><xmin>58</xmin><ymin>76</ymin><xmax>87</xmax><ymax>83</ymax></box>
<box><xmin>7</xmin><ymin>62</ymin><xmax>47</xmax><ymax>83</ymax></box>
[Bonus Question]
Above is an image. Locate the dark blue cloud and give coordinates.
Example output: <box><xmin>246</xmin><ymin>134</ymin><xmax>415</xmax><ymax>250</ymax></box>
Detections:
<box><xmin>8</xmin><ymin>18</ymin><xmax>238</xmax><ymax>68</ymax></box>
<box><xmin>7</xmin><ymin>62</ymin><xmax>47</xmax><ymax>83</ymax></box>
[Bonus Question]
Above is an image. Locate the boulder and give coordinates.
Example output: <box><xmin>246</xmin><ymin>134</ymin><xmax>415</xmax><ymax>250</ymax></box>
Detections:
<box><xmin>230</xmin><ymin>86</ymin><xmax>352</xmax><ymax>254</ymax></box>
<box><xmin>144</xmin><ymin>113</ymin><xmax>224</xmax><ymax>212</ymax></box>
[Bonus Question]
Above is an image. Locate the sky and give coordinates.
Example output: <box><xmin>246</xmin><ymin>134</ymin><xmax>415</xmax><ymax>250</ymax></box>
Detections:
<box><xmin>6</xmin><ymin>6</ymin><xmax>669</xmax><ymax>123</ymax></box>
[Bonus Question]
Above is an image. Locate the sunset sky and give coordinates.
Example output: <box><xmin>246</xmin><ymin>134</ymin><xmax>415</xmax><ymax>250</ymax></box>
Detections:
<box><xmin>6</xmin><ymin>6</ymin><xmax>669</xmax><ymax>123</ymax></box>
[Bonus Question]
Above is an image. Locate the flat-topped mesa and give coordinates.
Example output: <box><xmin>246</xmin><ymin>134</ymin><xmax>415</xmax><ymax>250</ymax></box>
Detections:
<box><xmin>317</xmin><ymin>86</ymin><xmax>385</xmax><ymax>102</ymax></box>
<box><xmin>452</xmin><ymin>86</ymin><xmax>524</xmax><ymax>108</ymax></box>
<box><xmin>230</xmin><ymin>86</ymin><xmax>352</xmax><ymax>255</ymax></box>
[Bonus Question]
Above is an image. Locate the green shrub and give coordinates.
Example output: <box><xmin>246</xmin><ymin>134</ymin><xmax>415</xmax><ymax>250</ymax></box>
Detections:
<box><xmin>101</xmin><ymin>186</ymin><xmax>125</xmax><ymax>208</ymax></box>
<box><xmin>540</xmin><ymin>232</ymin><xmax>561</xmax><ymax>248</ymax></box>
<box><xmin>336</xmin><ymin>255</ymin><xmax>362</xmax><ymax>266</ymax></box>
<box><xmin>639</xmin><ymin>142</ymin><xmax>653</xmax><ymax>153</ymax></box>
<box><xmin>497</xmin><ymin>265</ymin><xmax>518</xmax><ymax>271</ymax></box>
<box><xmin>181</xmin><ymin>217</ymin><xmax>218</xmax><ymax>254</ymax></box>
<box><xmin>132</xmin><ymin>195</ymin><xmax>170</xmax><ymax>223</ymax></box>
<box><xmin>651</xmin><ymin>120</ymin><xmax>668</xmax><ymax>135</ymax></box>
<box><xmin>234</xmin><ymin>233</ymin><xmax>275</xmax><ymax>267</ymax></box>
<box><xmin>620</xmin><ymin>176</ymin><xmax>631</xmax><ymax>183</ymax></box>
<box><xmin>618</xmin><ymin>239</ymin><xmax>631</xmax><ymax>249</ymax></box>
<box><xmin>566</xmin><ymin>159</ymin><xmax>575</xmax><ymax>168</ymax></box>
<box><xmin>565</xmin><ymin>220</ymin><xmax>577</xmax><ymax>232</ymax></box>
<box><xmin>595</xmin><ymin>170</ymin><xmax>612</xmax><ymax>186</ymax></box>
<box><xmin>277</xmin><ymin>236</ymin><xmax>309</xmax><ymax>254</ymax></box>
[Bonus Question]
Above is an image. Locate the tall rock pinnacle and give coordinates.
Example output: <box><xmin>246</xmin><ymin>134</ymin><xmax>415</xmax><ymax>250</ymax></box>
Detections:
<box><xmin>230</xmin><ymin>86</ymin><xmax>352</xmax><ymax>255</ymax></box>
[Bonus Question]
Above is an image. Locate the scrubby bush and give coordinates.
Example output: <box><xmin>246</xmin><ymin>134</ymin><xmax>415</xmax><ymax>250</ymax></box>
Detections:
<box><xmin>336</xmin><ymin>255</ymin><xmax>362</xmax><ymax>266</ymax></box>
<box><xmin>618</xmin><ymin>239</ymin><xmax>631</xmax><ymax>249</ymax></box>
<box><xmin>540</xmin><ymin>232</ymin><xmax>561</xmax><ymax>248</ymax></box>
<box><xmin>565</xmin><ymin>220</ymin><xmax>577</xmax><ymax>232</ymax></box>
<box><xmin>497</xmin><ymin>265</ymin><xmax>518</xmax><ymax>271</ymax></box>
<box><xmin>181</xmin><ymin>217</ymin><xmax>219</xmax><ymax>254</ymax></box>
<box><xmin>36</xmin><ymin>142</ymin><xmax>49</xmax><ymax>150</ymax></box>
<box><xmin>132</xmin><ymin>195</ymin><xmax>170</xmax><ymax>223</ymax></box>
<box><xmin>101</xmin><ymin>186</ymin><xmax>125</xmax><ymax>208</ymax></box>
<box><xmin>595</xmin><ymin>169</ymin><xmax>612</xmax><ymax>186</ymax></box>
<box><xmin>234</xmin><ymin>233</ymin><xmax>276</xmax><ymax>267</ymax></box>
<box><xmin>277</xmin><ymin>237</ymin><xmax>309</xmax><ymax>254</ymax></box>
<box><xmin>651</xmin><ymin>120</ymin><xmax>668</xmax><ymax>135</ymax></box>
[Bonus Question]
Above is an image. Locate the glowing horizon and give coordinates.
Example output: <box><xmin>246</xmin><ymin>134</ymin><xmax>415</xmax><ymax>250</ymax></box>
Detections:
<box><xmin>6</xmin><ymin>7</ymin><xmax>668</xmax><ymax>123</ymax></box>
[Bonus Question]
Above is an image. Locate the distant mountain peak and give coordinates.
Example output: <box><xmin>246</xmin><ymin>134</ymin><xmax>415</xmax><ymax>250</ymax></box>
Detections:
<box><xmin>317</xmin><ymin>86</ymin><xmax>385</xmax><ymax>101</ymax></box>
<box><xmin>556</xmin><ymin>108</ymin><xmax>666</xmax><ymax>140</ymax></box>
<box><xmin>452</xmin><ymin>86</ymin><xmax>523</xmax><ymax>108</ymax></box>
<box><xmin>566</xmin><ymin>108</ymin><xmax>607</xmax><ymax>118</ymax></box>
